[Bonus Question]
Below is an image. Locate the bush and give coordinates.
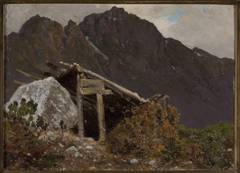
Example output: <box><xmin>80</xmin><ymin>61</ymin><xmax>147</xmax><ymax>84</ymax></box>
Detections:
<box><xmin>107</xmin><ymin>99</ymin><xmax>181</xmax><ymax>160</ymax></box>
<box><xmin>6</xmin><ymin>99</ymin><xmax>48</xmax><ymax>130</ymax></box>
<box><xmin>177</xmin><ymin>125</ymin><xmax>202</xmax><ymax>162</ymax></box>
<box><xmin>178</xmin><ymin>123</ymin><xmax>234</xmax><ymax>168</ymax></box>
<box><xmin>5</xmin><ymin>99</ymin><xmax>63</xmax><ymax>170</ymax></box>
<box><xmin>198</xmin><ymin>123</ymin><xmax>234</xmax><ymax>168</ymax></box>
<box><xmin>107</xmin><ymin>97</ymin><xmax>234</xmax><ymax>169</ymax></box>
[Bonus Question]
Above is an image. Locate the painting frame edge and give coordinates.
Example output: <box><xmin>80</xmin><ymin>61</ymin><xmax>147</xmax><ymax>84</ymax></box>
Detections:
<box><xmin>0</xmin><ymin>0</ymin><xmax>239</xmax><ymax>173</ymax></box>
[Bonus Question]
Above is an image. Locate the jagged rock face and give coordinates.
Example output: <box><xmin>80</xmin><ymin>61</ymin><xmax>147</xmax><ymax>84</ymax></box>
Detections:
<box><xmin>6</xmin><ymin>77</ymin><xmax>78</xmax><ymax>129</ymax></box>
<box><xmin>5</xmin><ymin>7</ymin><xmax>234</xmax><ymax>127</ymax></box>
<box><xmin>79</xmin><ymin>7</ymin><xmax>234</xmax><ymax>127</ymax></box>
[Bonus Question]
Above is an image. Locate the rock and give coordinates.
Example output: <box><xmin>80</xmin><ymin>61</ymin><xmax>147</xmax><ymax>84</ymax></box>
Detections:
<box><xmin>148</xmin><ymin>159</ymin><xmax>156</xmax><ymax>166</ymax></box>
<box><xmin>129</xmin><ymin>159</ymin><xmax>139</xmax><ymax>164</ymax></box>
<box><xmin>62</xmin><ymin>132</ymin><xmax>81</xmax><ymax>142</ymax></box>
<box><xmin>89</xmin><ymin>166</ymin><xmax>96</xmax><ymax>170</ymax></box>
<box><xmin>46</xmin><ymin>131</ymin><xmax>58</xmax><ymax>141</ymax></box>
<box><xmin>38</xmin><ymin>134</ymin><xmax>47</xmax><ymax>141</ymax></box>
<box><xmin>182</xmin><ymin>161</ymin><xmax>193</xmax><ymax>165</ymax></box>
<box><xmin>85</xmin><ymin>137</ymin><xmax>95</xmax><ymax>143</ymax></box>
<box><xmin>74</xmin><ymin>152</ymin><xmax>82</xmax><ymax>158</ymax></box>
<box><xmin>65</xmin><ymin>146</ymin><xmax>78</xmax><ymax>155</ymax></box>
<box><xmin>59</xmin><ymin>143</ymin><xmax>64</xmax><ymax>148</ymax></box>
<box><xmin>6</xmin><ymin>77</ymin><xmax>78</xmax><ymax>129</ymax></box>
<box><xmin>86</xmin><ymin>145</ymin><xmax>93</xmax><ymax>150</ymax></box>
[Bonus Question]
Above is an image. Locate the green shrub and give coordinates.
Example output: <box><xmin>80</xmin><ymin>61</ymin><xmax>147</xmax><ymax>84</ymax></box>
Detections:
<box><xmin>178</xmin><ymin>123</ymin><xmax>234</xmax><ymax>168</ymax></box>
<box><xmin>198</xmin><ymin>123</ymin><xmax>234</xmax><ymax>168</ymax></box>
<box><xmin>6</xmin><ymin>99</ymin><xmax>48</xmax><ymax>130</ymax></box>
<box><xmin>7</xmin><ymin>99</ymin><xmax>37</xmax><ymax>119</ymax></box>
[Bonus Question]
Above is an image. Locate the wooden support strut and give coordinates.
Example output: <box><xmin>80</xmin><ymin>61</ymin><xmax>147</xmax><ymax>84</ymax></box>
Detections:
<box><xmin>76</xmin><ymin>71</ymin><xmax>111</xmax><ymax>142</ymax></box>
<box><xmin>77</xmin><ymin>73</ymin><xmax>84</xmax><ymax>139</ymax></box>
<box><xmin>97</xmin><ymin>93</ymin><xmax>106</xmax><ymax>142</ymax></box>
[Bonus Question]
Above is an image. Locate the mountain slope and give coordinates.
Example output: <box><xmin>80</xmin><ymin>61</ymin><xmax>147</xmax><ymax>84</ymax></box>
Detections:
<box><xmin>5</xmin><ymin>7</ymin><xmax>234</xmax><ymax>127</ymax></box>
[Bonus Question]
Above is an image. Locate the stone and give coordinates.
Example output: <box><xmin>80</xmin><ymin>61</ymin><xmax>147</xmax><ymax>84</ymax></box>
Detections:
<box><xmin>74</xmin><ymin>152</ymin><xmax>82</xmax><ymax>158</ymax></box>
<box><xmin>148</xmin><ymin>159</ymin><xmax>156</xmax><ymax>166</ymax></box>
<box><xmin>59</xmin><ymin>143</ymin><xmax>64</xmax><ymax>148</ymax></box>
<box><xmin>86</xmin><ymin>145</ymin><xmax>93</xmax><ymax>150</ymax></box>
<box><xmin>46</xmin><ymin>131</ymin><xmax>58</xmax><ymax>141</ymax></box>
<box><xmin>182</xmin><ymin>161</ymin><xmax>193</xmax><ymax>165</ymax></box>
<box><xmin>85</xmin><ymin>137</ymin><xmax>95</xmax><ymax>143</ymax></box>
<box><xmin>174</xmin><ymin>166</ymin><xmax>179</xmax><ymax>169</ymax></box>
<box><xmin>129</xmin><ymin>159</ymin><xmax>138</xmax><ymax>164</ymax></box>
<box><xmin>6</xmin><ymin>77</ymin><xmax>78</xmax><ymax>129</ymax></box>
<box><xmin>65</xmin><ymin>146</ymin><xmax>78</xmax><ymax>155</ymax></box>
<box><xmin>89</xmin><ymin>166</ymin><xmax>96</xmax><ymax>170</ymax></box>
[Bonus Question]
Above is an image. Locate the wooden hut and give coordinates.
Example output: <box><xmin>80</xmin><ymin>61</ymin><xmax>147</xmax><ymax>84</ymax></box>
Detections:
<box><xmin>56</xmin><ymin>62</ymin><xmax>146</xmax><ymax>141</ymax></box>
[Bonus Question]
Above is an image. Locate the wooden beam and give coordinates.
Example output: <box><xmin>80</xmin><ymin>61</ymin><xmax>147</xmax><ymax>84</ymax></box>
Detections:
<box><xmin>81</xmin><ymin>87</ymin><xmax>112</xmax><ymax>95</ymax></box>
<box><xmin>16</xmin><ymin>69</ymin><xmax>41</xmax><ymax>80</ymax></box>
<box><xmin>59</xmin><ymin>61</ymin><xmax>72</xmax><ymax>67</ymax></box>
<box><xmin>81</xmin><ymin>79</ymin><xmax>104</xmax><ymax>88</ymax></box>
<box><xmin>77</xmin><ymin>73</ymin><xmax>84</xmax><ymax>139</ymax></box>
<box><xmin>101</xmin><ymin>89</ymin><xmax>113</xmax><ymax>95</ymax></box>
<box><xmin>97</xmin><ymin>93</ymin><xmax>106</xmax><ymax>142</ymax></box>
<box><xmin>14</xmin><ymin>80</ymin><xmax>26</xmax><ymax>86</ymax></box>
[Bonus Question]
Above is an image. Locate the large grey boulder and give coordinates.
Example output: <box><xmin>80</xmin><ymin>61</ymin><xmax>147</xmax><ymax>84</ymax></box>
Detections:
<box><xmin>6</xmin><ymin>77</ymin><xmax>78</xmax><ymax>129</ymax></box>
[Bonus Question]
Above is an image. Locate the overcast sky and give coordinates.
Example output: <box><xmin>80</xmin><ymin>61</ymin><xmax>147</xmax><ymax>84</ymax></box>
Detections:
<box><xmin>5</xmin><ymin>4</ymin><xmax>234</xmax><ymax>58</ymax></box>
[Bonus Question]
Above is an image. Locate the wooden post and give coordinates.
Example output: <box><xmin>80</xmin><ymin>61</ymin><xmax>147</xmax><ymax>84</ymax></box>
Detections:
<box><xmin>96</xmin><ymin>93</ymin><xmax>106</xmax><ymax>142</ymax></box>
<box><xmin>77</xmin><ymin>73</ymin><xmax>84</xmax><ymax>139</ymax></box>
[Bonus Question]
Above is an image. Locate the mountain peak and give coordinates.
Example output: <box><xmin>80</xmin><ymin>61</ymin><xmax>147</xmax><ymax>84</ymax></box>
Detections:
<box><xmin>67</xmin><ymin>19</ymin><xmax>77</xmax><ymax>26</ymax></box>
<box><xmin>103</xmin><ymin>6</ymin><xmax>129</xmax><ymax>19</ymax></box>
<box><xmin>19</xmin><ymin>15</ymin><xmax>63</xmax><ymax>36</ymax></box>
<box><xmin>109</xmin><ymin>6</ymin><xmax>126</xmax><ymax>13</ymax></box>
<box><xmin>64</xmin><ymin>19</ymin><xmax>81</xmax><ymax>36</ymax></box>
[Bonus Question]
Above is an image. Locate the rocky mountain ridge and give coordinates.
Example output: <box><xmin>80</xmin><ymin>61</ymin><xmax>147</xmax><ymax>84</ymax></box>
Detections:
<box><xmin>5</xmin><ymin>6</ymin><xmax>234</xmax><ymax>127</ymax></box>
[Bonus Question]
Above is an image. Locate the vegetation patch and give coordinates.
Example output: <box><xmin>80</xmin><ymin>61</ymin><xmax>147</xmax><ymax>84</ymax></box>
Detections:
<box><xmin>4</xmin><ymin>98</ymin><xmax>234</xmax><ymax>170</ymax></box>
<box><xmin>107</xmin><ymin>99</ymin><xmax>234</xmax><ymax>169</ymax></box>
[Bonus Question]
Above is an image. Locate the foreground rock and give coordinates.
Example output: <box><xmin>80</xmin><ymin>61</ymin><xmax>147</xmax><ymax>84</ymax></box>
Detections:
<box><xmin>6</xmin><ymin>77</ymin><xmax>78</xmax><ymax>129</ymax></box>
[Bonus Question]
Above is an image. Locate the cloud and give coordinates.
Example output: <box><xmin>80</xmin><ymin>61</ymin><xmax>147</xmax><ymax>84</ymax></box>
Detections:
<box><xmin>4</xmin><ymin>4</ymin><xmax>234</xmax><ymax>58</ymax></box>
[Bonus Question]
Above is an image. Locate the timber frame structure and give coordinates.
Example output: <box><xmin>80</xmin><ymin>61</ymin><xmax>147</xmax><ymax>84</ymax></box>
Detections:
<box><xmin>56</xmin><ymin>62</ymin><xmax>146</xmax><ymax>141</ymax></box>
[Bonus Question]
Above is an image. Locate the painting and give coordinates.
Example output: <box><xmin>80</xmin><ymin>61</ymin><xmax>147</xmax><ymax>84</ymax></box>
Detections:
<box><xmin>3</xmin><ymin>4</ymin><xmax>235</xmax><ymax>171</ymax></box>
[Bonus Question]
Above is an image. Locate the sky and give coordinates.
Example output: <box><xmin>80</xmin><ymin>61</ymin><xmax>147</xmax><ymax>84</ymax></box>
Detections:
<box><xmin>4</xmin><ymin>4</ymin><xmax>234</xmax><ymax>58</ymax></box>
